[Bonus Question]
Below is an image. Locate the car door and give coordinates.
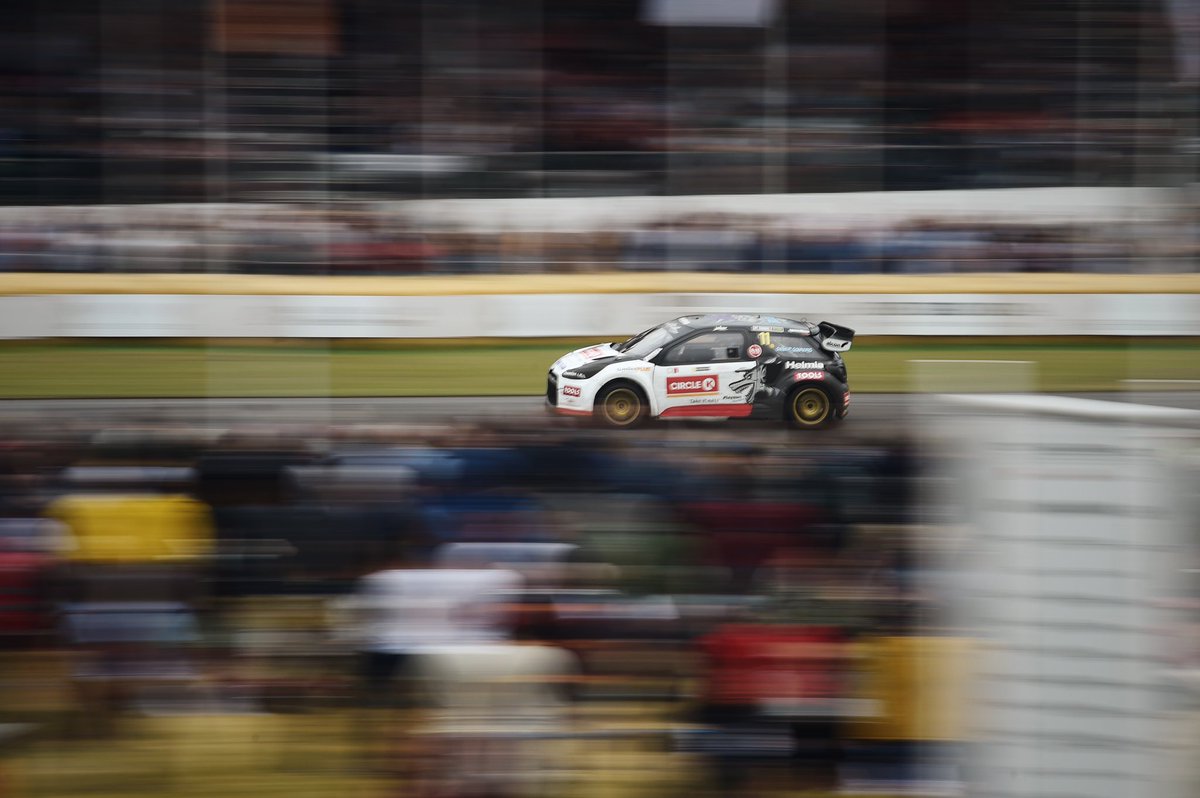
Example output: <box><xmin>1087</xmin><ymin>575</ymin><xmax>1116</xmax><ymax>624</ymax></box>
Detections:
<box><xmin>652</xmin><ymin>330</ymin><xmax>758</xmax><ymax>418</ymax></box>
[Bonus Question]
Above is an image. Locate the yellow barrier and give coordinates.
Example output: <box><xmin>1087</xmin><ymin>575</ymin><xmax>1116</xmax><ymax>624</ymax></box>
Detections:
<box><xmin>47</xmin><ymin>494</ymin><xmax>214</xmax><ymax>563</ymax></box>
<box><xmin>849</xmin><ymin>636</ymin><xmax>975</xmax><ymax>742</ymax></box>
<box><xmin>2</xmin><ymin>272</ymin><xmax>1199</xmax><ymax>296</ymax></box>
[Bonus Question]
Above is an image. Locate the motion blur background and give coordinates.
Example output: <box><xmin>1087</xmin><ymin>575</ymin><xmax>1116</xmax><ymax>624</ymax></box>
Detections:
<box><xmin>1</xmin><ymin>2</ymin><xmax>1199</xmax><ymax>798</ymax></box>
<box><xmin>0</xmin><ymin>0</ymin><xmax>1197</xmax><ymax>272</ymax></box>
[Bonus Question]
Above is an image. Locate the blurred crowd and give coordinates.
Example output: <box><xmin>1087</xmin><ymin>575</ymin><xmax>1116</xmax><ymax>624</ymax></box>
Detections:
<box><xmin>0</xmin><ymin>419</ymin><xmax>966</xmax><ymax>796</ymax></box>
<box><xmin>4</xmin><ymin>0</ymin><xmax>1197</xmax><ymax>276</ymax></box>
<box><xmin>2</xmin><ymin>0</ymin><xmax>1195</xmax><ymax>206</ymax></box>
<box><xmin>2</xmin><ymin>205</ymin><xmax>1196</xmax><ymax>274</ymax></box>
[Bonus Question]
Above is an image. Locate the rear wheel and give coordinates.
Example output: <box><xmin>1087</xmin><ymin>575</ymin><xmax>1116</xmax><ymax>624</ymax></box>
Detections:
<box><xmin>595</xmin><ymin>383</ymin><xmax>646</xmax><ymax>428</ymax></box>
<box><xmin>786</xmin><ymin>385</ymin><xmax>834</xmax><ymax>429</ymax></box>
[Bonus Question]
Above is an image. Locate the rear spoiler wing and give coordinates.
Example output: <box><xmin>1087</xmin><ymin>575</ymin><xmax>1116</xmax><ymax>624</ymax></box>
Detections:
<box><xmin>818</xmin><ymin>321</ymin><xmax>855</xmax><ymax>353</ymax></box>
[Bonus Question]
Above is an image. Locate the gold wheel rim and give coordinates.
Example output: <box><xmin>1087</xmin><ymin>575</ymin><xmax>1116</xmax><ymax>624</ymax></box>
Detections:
<box><xmin>603</xmin><ymin>389</ymin><xmax>640</xmax><ymax>425</ymax></box>
<box><xmin>793</xmin><ymin>388</ymin><xmax>830</xmax><ymax>425</ymax></box>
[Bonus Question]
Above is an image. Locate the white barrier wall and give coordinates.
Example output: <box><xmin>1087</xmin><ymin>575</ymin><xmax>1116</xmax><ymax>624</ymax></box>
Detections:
<box><xmin>0</xmin><ymin>187</ymin><xmax>1172</xmax><ymax>232</ymax></box>
<box><xmin>385</xmin><ymin>186</ymin><xmax>1174</xmax><ymax>232</ymax></box>
<box><xmin>927</xmin><ymin>395</ymin><xmax>1200</xmax><ymax>798</ymax></box>
<box><xmin>2</xmin><ymin>292</ymin><xmax>1200</xmax><ymax>338</ymax></box>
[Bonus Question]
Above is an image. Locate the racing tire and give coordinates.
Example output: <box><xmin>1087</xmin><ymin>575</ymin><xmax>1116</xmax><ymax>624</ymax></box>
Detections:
<box><xmin>785</xmin><ymin>384</ymin><xmax>837</xmax><ymax>430</ymax></box>
<box><xmin>594</xmin><ymin>383</ymin><xmax>647</xmax><ymax>429</ymax></box>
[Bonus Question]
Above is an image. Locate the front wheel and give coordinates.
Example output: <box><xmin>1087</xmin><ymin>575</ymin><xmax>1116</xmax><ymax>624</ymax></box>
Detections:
<box><xmin>595</xmin><ymin>383</ymin><xmax>647</xmax><ymax>428</ymax></box>
<box><xmin>786</xmin><ymin>385</ymin><xmax>836</xmax><ymax>429</ymax></box>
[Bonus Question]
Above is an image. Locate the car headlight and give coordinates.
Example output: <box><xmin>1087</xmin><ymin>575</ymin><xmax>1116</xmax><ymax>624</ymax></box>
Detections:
<box><xmin>562</xmin><ymin>370</ymin><xmax>589</xmax><ymax>380</ymax></box>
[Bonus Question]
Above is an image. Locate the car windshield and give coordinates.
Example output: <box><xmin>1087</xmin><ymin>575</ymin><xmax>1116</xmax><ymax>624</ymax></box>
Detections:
<box><xmin>614</xmin><ymin>324</ymin><xmax>678</xmax><ymax>358</ymax></box>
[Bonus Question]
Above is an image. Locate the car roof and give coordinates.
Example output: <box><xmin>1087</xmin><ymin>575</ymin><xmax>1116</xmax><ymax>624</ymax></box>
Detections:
<box><xmin>676</xmin><ymin>314</ymin><xmax>817</xmax><ymax>332</ymax></box>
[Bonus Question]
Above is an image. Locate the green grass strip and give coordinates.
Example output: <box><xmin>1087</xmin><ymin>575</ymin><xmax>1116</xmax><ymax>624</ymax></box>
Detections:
<box><xmin>1</xmin><ymin>339</ymin><xmax>1198</xmax><ymax>398</ymax></box>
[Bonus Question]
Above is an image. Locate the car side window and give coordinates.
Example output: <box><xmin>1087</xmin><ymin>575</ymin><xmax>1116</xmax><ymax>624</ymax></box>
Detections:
<box><xmin>662</xmin><ymin>332</ymin><xmax>746</xmax><ymax>364</ymax></box>
<box><xmin>762</xmin><ymin>333</ymin><xmax>816</xmax><ymax>356</ymax></box>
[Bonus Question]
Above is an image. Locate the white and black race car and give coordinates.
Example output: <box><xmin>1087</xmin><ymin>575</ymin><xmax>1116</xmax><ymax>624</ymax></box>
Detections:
<box><xmin>546</xmin><ymin>314</ymin><xmax>854</xmax><ymax>428</ymax></box>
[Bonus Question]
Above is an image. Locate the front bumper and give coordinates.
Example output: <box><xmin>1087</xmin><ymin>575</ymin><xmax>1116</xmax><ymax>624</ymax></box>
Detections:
<box><xmin>545</xmin><ymin>396</ymin><xmax>591</xmax><ymax>417</ymax></box>
<box><xmin>546</xmin><ymin>371</ymin><xmax>593</xmax><ymax>417</ymax></box>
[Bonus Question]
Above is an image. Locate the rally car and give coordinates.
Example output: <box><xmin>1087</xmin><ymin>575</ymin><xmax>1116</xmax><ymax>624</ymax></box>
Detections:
<box><xmin>546</xmin><ymin>314</ymin><xmax>853</xmax><ymax>428</ymax></box>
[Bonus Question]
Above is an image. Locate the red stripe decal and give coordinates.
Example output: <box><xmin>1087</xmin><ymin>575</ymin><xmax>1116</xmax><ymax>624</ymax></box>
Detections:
<box><xmin>660</xmin><ymin>403</ymin><xmax>754</xmax><ymax>419</ymax></box>
<box><xmin>554</xmin><ymin>407</ymin><xmax>593</xmax><ymax>417</ymax></box>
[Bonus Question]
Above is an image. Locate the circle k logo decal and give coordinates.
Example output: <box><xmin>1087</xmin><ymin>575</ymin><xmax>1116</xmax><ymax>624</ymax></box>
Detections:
<box><xmin>666</xmin><ymin>375</ymin><xmax>720</xmax><ymax>395</ymax></box>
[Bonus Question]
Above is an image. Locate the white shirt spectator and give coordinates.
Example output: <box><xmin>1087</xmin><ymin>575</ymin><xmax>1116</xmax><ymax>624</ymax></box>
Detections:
<box><xmin>354</xmin><ymin>568</ymin><xmax>523</xmax><ymax>654</ymax></box>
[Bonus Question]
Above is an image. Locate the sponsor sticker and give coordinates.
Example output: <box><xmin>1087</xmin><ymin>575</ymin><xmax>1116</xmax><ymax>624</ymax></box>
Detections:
<box><xmin>785</xmin><ymin>360</ymin><xmax>825</xmax><ymax>370</ymax></box>
<box><xmin>748</xmin><ymin>344</ymin><xmax>763</xmax><ymax>358</ymax></box>
<box><xmin>751</xmin><ymin>325</ymin><xmax>785</xmax><ymax>333</ymax></box>
<box><xmin>792</xmin><ymin>371</ymin><xmax>825</xmax><ymax>382</ymax></box>
<box><xmin>775</xmin><ymin>345</ymin><xmax>814</xmax><ymax>353</ymax></box>
<box><xmin>580</xmin><ymin>346</ymin><xmax>606</xmax><ymax>359</ymax></box>
<box><xmin>667</xmin><ymin>375</ymin><xmax>719</xmax><ymax>395</ymax></box>
<box><xmin>562</xmin><ymin>385</ymin><xmax>582</xmax><ymax>397</ymax></box>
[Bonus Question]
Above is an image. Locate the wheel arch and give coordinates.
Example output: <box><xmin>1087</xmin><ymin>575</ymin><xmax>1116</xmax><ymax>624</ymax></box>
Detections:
<box><xmin>592</xmin><ymin>377</ymin><xmax>652</xmax><ymax>427</ymax></box>
<box><xmin>783</xmin><ymin>380</ymin><xmax>838</xmax><ymax>428</ymax></box>
<box><xmin>594</xmin><ymin>377</ymin><xmax>650</xmax><ymax>407</ymax></box>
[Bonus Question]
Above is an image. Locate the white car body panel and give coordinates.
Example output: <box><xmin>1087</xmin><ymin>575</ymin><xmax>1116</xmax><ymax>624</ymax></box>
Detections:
<box><xmin>550</xmin><ymin>343</ymin><xmax>621</xmax><ymax>373</ymax></box>
<box><xmin>651</xmin><ymin>360</ymin><xmax>757</xmax><ymax>417</ymax></box>
<box><xmin>550</xmin><ymin>342</ymin><xmax>758</xmax><ymax>420</ymax></box>
<box><xmin>549</xmin><ymin>344</ymin><xmax>655</xmax><ymax>415</ymax></box>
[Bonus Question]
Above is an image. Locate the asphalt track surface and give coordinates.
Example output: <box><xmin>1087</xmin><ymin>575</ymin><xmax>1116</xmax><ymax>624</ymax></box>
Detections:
<box><xmin>0</xmin><ymin>392</ymin><xmax>1197</xmax><ymax>438</ymax></box>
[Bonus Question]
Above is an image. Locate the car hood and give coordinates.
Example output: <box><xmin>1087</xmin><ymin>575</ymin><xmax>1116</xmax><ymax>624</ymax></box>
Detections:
<box><xmin>553</xmin><ymin>343</ymin><xmax>622</xmax><ymax>372</ymax></box>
